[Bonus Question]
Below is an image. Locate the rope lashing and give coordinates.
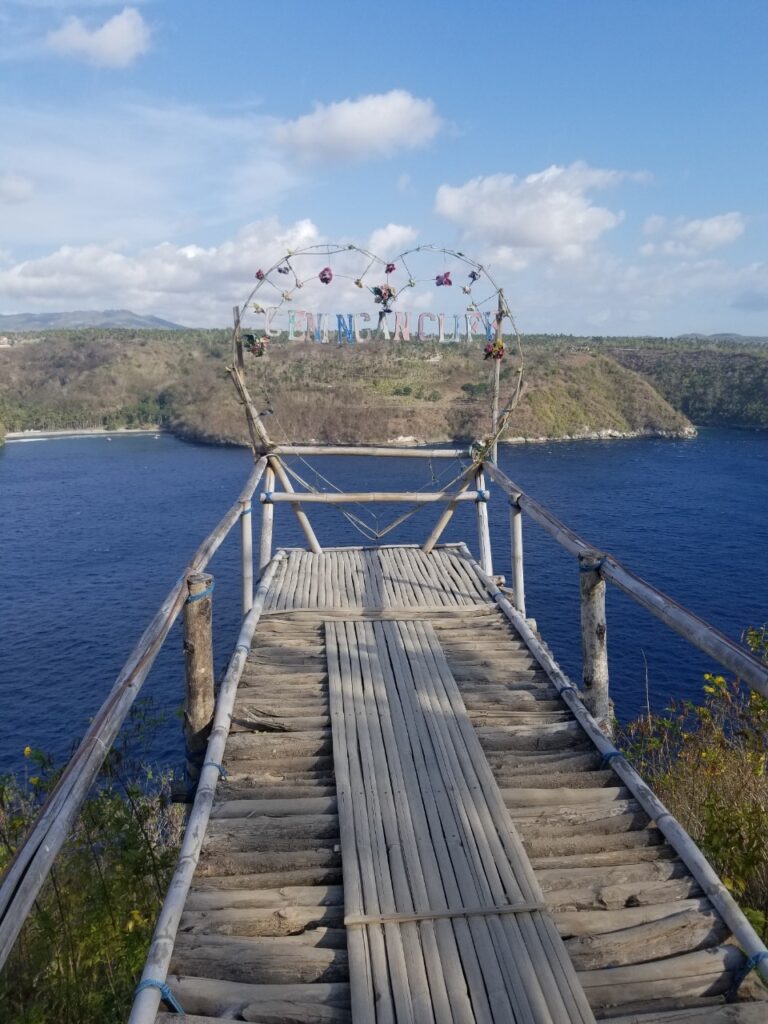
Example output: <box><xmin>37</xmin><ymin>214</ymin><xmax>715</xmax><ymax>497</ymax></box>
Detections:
<box><xmin>236</xmin><ymin>642</ymin><xmax>250</xmax><ymax>654</ymax></box>
<box><xmin>474</xmin><ymin>490</ymin><xmax>490</xmax><ymax>503</ymax></box>
<box><xmin>600</xmin><ymin>749</ymin><xmax>624</xmax><ymax>767</ymax></box>
<box><xmin>186</xmin><ymin>581</ymin><xmax>215</xmax><ymax>603</ymax></box>
<box><xmin>727</xmin><ymin>950</ymin><xmax>768</xmax><ymax>1001</ymax></box>
<box><xmin>202</xmin><ymin>761</ymin><xmax>229</xmax><ymax>779</ymax></box>
<box><xmin>240</xmin><ymin>505</ymin><xmax>252</xmax><ymax>517</ymax></box>
<box><xmin>135</xmin><ymin>979</ymin><xmax>185</xmax><ymax>1014</ymax></box>
<box><xmin>579</xmin><ymin>556</ymin><xmax>606</xmax><ymax>574</ymax></box>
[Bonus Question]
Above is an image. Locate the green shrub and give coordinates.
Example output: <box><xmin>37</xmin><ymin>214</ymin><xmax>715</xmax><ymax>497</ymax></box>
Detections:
<box><xmin>620</xmin><ymin>626</ymin><xmax>768</xmax><ymax>940</ymax></box>
<box><xmin>0</xmin><ymin>705</ymin><xmax>183</xmax><ymax>1023</ymax></box>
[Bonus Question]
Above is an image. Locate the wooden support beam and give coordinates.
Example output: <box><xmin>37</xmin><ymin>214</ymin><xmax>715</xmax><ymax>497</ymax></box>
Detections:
<box><xmin>260</xmin><ymin>489</ymin><xmax>484</xmax><ymax>505</ymax></box>
<box><xmin>239</xmin><ymin>501</ymin><xmax>253</xmax><ymax>615</ymax></box>
<box><xmin>183</xmin><ymin>572</ymin><xmax>215</xmax><ymax>781</ymax></box>
<box><xmin>578</xmin><ymin>552</ymin><xmax>610</xmax><ymax>731</ymax></box>
<box><xmin>510</xmin><ymin>499</ymin><xmax>526</xmax><ymax>618</ymax></box>
<box><xmin>258</xmin><ymin>465</ymin><xmax>275</xmax><ymax>573</ymax></box>
<box><xmin>273</xmin><ymin>445</ymin><xmax>470</xmax><ymax>459</ymax></box>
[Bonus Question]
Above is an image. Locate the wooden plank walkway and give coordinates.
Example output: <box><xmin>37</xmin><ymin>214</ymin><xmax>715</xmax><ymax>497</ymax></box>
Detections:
<box><xmin>158</xmin><ymin>546</ymin><xmax>766</xmax><ymax>1023</ymax></box>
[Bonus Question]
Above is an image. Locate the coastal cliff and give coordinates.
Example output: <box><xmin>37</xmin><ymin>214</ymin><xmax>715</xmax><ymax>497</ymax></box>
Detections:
<box><xmin>0</xmin><ymin>330</ymin><xmax>702</xmax><ymax>447</ymax></box>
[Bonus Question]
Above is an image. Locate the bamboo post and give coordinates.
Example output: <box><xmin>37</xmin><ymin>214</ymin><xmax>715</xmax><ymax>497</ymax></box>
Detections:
<box><xmin>509</xmin><ymin>499</ymin><xmax>526</xmax><ymax>618</ymax></box>
<box><xmin>475</xmin><ymin>466</ymin><xmax>493</xmax><ymax>576</ymax></box>
<box><xmin>490</xmin><ymin>290</ymin><xmax>504</xmax><ymax>463</ymax></box>
<box><xmin>422</xmin><ymin>470</ymin><xmax>475</xmax><ymax>553</ymax></box>
<box><xmin>183</xmin><ymin>572</ymin><xmax>215</xmax><ymax>781</ymax></box>
<box><xmin>239</xmin><ymin>500</ymin><xmax>253</xmax><ymax>615</ymax></box>
<box><xmin>259</xmin><ymin>465</ymin><xmax>275</xmax><ymax>572</ymax></box>
<box><xmin>233</xmin><ymin>304</ymin><xmax>244</xmax><ymax>372</ymax></box>
<box><xmin>578</xmin><ymin>551</ymin><xmax>610</xmax><ymax>732</ymax></box>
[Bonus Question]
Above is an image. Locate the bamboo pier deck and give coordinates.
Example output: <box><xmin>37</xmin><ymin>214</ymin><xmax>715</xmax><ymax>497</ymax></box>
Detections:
<box><xmin>157</xmin><ymin>546</ymin><xmax>766</xmax><ymax>1024</ymax></box>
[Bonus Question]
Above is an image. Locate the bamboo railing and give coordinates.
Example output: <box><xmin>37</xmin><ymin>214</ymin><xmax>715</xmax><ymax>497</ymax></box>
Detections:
<box><xmin>0</xmin><ymin>456</ymin><xmax>268</xmax><ymax>971</ymax></box>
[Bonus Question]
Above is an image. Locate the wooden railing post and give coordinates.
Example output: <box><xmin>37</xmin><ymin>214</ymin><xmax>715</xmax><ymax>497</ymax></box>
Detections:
<box><xmin>259</xmin><ymin>464</ymin><xmax>275</xmax><ymax>572</ymax></box>
<box><xmin>240</xmin><ymin>500</ymin><xmax>253</xmax><ymax>615</ymax></box>
<box><xmin>475</xmin><ymin>466</ymin><xmax>493</xmax><ymax>576</ymax></box>
<box><xmin>578</xmin><ymin>552</ymin><xmax>610</xmax><ymax>731</ymax></box>
<box><xmin>509</xmin><ymin>498</ymin><xmax>526</xmax><ymax>618</ymax></box>
<box><xmin>183</xmin><ymin>572</ymin><xmax>215</xmax><ymax>780</ymax></box>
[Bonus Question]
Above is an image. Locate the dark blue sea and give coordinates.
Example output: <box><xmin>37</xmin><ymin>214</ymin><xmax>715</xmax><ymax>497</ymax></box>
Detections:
<box><xmin>1</xmin><ymin>429</ymin><xmax>766</xmax><ymax>775</ymax></box>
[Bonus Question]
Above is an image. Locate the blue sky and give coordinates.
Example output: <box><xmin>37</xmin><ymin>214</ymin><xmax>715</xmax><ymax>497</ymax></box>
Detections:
<box><xmin>0</xmin><ymin>0</ymin><xmax>766</xmax><ymax>334</ymax></box>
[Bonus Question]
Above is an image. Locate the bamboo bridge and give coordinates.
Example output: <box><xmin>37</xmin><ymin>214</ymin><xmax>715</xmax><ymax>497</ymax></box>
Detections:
<box><xmin>2</xmin><ymin>362</ymin><xmax>768</xmax><ymax>1022</ymax></box>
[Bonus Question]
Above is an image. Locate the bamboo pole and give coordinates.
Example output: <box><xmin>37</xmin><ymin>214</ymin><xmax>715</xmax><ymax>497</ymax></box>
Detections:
<box><xmin>183</xmin><ymin>572</ymin><xmax>215</xmax><ymax>781</ymax></box>
<box><xmin>260</xmin><ymin>489</ymin><xmax>483</xmax><ymax>505</ymax></box>
<box><xmin>456</xmin><ymin>542</ymin><xmax>768</xmax><ymax>993</ymax></box>
<box><xmin>483</xmin><ymin>461</ymin><xmax>768</xmax><ymax>700</ymax></box>
<box><xmin>419</xmin><ymin>469</ymin><xmax>475</xmax><ymax>553</ymax></box>
<box><xmin>268</xmin><ymin>456</ymin><xmax>322</xmax><ymax>553</ymax></box>
<box><xmin>128</xmin><ymin>552</ymin><xmax>286</xmax><ymax>1024</ymax></box>
<box><xmin>491</xmin><ymin>291</ymin><xmax>504</xmax><ymax>463</ymax></box>
<box><xmin>510</xmin><ymin>499</ymin><xmax>526</xmax><ymax>618</ymax></box>
<box><xmin>475</xmin><ymin>466</ymin><xmax>493</xmax><ymax>576</ymax></box>
<box><xmin>259</xmin><ymin>465</ymin><xmax>275</xmax><ymax>573</ymax></box>
<box><xmin>272</xmin><ymin>445</ymin><xmax>470</xmax><ymax>459</ymax></box>
<box><xmin>240</xmin><ymin>501</ymin><xmax>253</xmax><ymax>614</ymax></box>
<box><xmin>0</xmin><ymin>457</ymin><xmax>268</xmax><ymax>971</ymax></box>
<box><xmin>233</xmin><ymin>304</ymin><xmax>244</xmax><ymax>372</ymax></box>
<box><xmin>579</xmin><ymin>551</ymin><xmax>610</xmax><ymax>731</ymax></box>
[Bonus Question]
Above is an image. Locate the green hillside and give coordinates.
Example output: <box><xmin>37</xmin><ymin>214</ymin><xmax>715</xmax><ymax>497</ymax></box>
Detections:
<box><xmin>0</xmin><ymin>330</ymin><xmax>696</xmax><ymax>445</ymax></box>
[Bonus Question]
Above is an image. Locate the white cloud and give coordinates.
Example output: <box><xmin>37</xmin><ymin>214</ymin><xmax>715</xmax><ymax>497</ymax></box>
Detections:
<box><xmin>0</xmin><ymin>219</ymin><xmax>324</xmax><ymax>324</ymax></box>
<box><xmin>46</xmin><ymin>6</ymin><xmax>150</xmax><ymax>68</ymax></box>
<box><xmin>271</xmin><ymin>90</ymin><xmax>441</xmax><ymax>163</ymax></box>
<box><xmin>641</xmin><ymin>212</ymin><xmax>745</xmax><ymax>256</ymax></box>
<box><xmin>435</xmin><ymin>162</ymin><xmax>638</xmax><ymax>263</ymax></box>
<box><xmin>0</xmin><ymin>173</ymin><xmax>33</xmax><ymax>203</ymax></box>
<box><xmin>0</xmin><ymin>100</ymin><xmax>297</xmax><ymax>251</ymax></box>
<box><xmin>367</xmin><ymin>224</ymin><xmax>418</xmax><ymax>257</ymax></box>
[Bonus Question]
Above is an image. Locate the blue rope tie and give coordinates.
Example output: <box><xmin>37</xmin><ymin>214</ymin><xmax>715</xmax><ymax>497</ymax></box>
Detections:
<box><xmin>559</xmin><ymin>685</ymin><xmax>578</xmax><ymax>696</ymax></box>
<box><xmin>202</xmin><ymin>761</ymin><xmax>228</xmax><ymax>778</ymax></box>
<box><xmin>186</xmin><ymin>581</ymin><xmax>215</xmax><ymax>603</ymax></box>
<box><xmin>579</xmin><ymin>556</ymin><xmax>606</xmax><ymax>574</ymax></box>
<box><xmin>600</xmin><ymin>749</ymin><xmax>624</xmax><ymax>767</ymax></box>
<box><xmin>240</xmin><ymin>505</ymin><xmax>252</xmax><ymax>517</ymax></box>
<box><xmin>236</xmin><ymin>642</ymin><xmax>250</xmax><ymax>654</ymax></box>
<box><xmin>727</xmin><ymin>950</ymin><xmax>768</xmax><ymax>1001</ymax></box>
<box><xmin>475</xmin><ymin>490</ymin><xmax>489</xmax><ymax>503</ymax></box>
<box><xmin>135</xmin><ymin>979</ymin><xmax>184</xmax><ymax>1013</ymax></box>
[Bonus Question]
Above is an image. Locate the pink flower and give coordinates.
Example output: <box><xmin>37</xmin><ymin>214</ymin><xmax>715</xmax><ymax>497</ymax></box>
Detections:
<box><xmin>255</xmin><ymin>269</ymin><xmax>265</xmax><ymax>280</ymax></box>
<box><xmin>436</xmin><ymin>272</ymin><xmax>452</xmax><ymax>287</ymax></box>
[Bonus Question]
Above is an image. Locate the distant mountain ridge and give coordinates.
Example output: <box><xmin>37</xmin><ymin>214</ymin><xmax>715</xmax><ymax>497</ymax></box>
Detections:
<box><xmin>0</xmin><ymin>309</ymin><xmax>185</xmax><ymax>331</ymax></box>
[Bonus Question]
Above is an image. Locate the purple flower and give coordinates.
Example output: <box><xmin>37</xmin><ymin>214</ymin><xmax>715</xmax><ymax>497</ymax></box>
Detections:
<box><xmin>255</xmin><ymin>269</ymin><xmax>265</xmax><ymax>280</ymax></box>
<box><xmin>436</xmin><ymin>272</ymin><xmax>452</xmax><ymax>287</ymax></box>
<box><xmin>319</xmin><ymin>266</ymin><xmax>333</xmax><ymax>284</ymax></box>
<box><xmin>386</xmin><ymin>262</ymin><xmax>396</xmax><ymax>274</ymax></box>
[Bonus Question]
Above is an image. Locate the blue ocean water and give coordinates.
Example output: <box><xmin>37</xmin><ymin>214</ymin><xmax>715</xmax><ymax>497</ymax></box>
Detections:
<box><xmin>1</xmin><ymin>429</ymin><xmax>766</xmax><ymax>775</ymax></box>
